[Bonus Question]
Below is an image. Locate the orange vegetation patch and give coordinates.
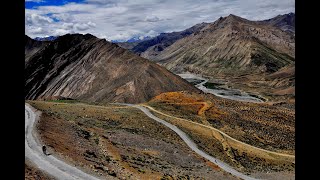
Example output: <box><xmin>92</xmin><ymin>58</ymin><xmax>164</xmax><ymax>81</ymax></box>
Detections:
<box><xmin>151</xmin><ymin>91</ymin><xmax>226</xmax><ymax>118</ymax></box>
<box><xmin>151</xmin><ymin>91</ymin><xmax>204</xmax><ymax>103</ymax></box>
<box><xmin>205</xmin><ymin>105</ymin><xmax>228</xmax><ymax>119</ymax></box>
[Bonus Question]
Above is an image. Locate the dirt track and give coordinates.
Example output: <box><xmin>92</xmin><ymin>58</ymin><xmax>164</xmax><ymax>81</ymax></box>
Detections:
<box><xmin>25</xmin><ymin>103</ymin><xmax>101</xmax><ymax>180</ymax></box>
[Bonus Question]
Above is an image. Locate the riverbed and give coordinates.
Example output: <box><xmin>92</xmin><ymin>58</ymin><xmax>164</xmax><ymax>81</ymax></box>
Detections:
<box><xmin>178</xmin><ymin>73</ymin><xmax>265</xmax><ymax>103</ymax></box>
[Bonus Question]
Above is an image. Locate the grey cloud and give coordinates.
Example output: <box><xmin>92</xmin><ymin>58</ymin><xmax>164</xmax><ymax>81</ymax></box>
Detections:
<box><xmin>25</xmin><ymin>0</ymin><xmax>294</xmax><ymax>40</ymax></box>
<box><xmin>74</xmin><ymin>22</ymin><xmax>95</xmax><ymax>31</ymax></box>
<box><xmin>145</xmin><ymin>16</ymin><xmax>160</xmax><ymax>22</ymax></box>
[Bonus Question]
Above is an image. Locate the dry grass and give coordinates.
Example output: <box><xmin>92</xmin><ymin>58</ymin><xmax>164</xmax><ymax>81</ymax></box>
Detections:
<box><xmin>147</xmin><ymin>91</ymin><xmax>295</xmax><ymax>153</ymax></box>
<box><xmin>27</xmin><ymin>100</ymin><xmax>238</xmax><ymax>180</ymax></box>
<box><xmin>145</xmin><ymin>105</ymin><xmax>294</xmax><ymax>173</ymax></box>
<box><xmin>145</xmin><ymin>91</ymin><xmax>295</xmax><ymax>173</ymax></box>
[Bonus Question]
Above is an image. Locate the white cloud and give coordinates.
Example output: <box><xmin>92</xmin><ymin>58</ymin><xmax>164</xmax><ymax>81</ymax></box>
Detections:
<box><xmin>28</xmin><ymin>27</ymin><xmax>47</xmax><ymax>34</ymax></box>
<box><xmin>74</xmin><ymin>22</ymin><xmax>96</xmax><ymax>31</ymax></box>
<box><xmin>145</xmin><ymin>30</ymin><xmax>159</xmax><ymax>37</ymax></box>
<box><xmin>53</xmin><ymin>29</ymin><xmax>72</xmax><ymax>36</ymax></box>
<box><xmin>26</xmin><ymin>13</ymin><xmax>53</xmax><ymax>25</ymax></box>
<box><xmin>25</xmin><ymin>0</ymin><xmax>295</xmax><ymax>41</ymax></box>
<box><xmin>51</xmin><ymin>13</ymin><xmax>73</xmax><ymax>22</ymax></box>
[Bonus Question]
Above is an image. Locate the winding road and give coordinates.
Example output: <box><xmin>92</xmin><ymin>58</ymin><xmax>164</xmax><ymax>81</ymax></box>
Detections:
<box><xmin>117</xmin><ymin>103</ymin><xmax>259</xmax><ymax>180</ymax></box>
<box><xmin>141</xmin><ymin>104</ymin><xmax>295</xmax><ymax>159</ymax></box>
<box><xmin>25</xmin><ymin>103</ymin><xmax>101</xmax><ymax>180</ymax></box>
<box><xmin>26</xmin><ymin>102</ymin><xmax>259</xmax><ymax>180</ymax></box>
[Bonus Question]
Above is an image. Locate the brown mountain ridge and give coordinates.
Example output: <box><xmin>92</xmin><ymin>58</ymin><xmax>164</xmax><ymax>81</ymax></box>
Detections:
<box><xmin>156</xmin><ymin>14</ymin><xmax>295</xmax><ymax>74</ymax></box>
<box><xmin>25</xmin><ymin>34</ymin><xmax>199</xmax><ymax>104</ymax></box>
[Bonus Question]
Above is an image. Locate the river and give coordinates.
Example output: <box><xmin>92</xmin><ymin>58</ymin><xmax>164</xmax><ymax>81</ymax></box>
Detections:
<box><xmin>178</xmin><ymin>73</ymin><xmax>265</xmax><ymax>103</ymax></box>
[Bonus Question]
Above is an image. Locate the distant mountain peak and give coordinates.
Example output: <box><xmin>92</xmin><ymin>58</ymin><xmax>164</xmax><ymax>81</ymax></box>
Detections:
<box><xmin>287</xmin><ymin>12</ymin><xmax>295</xmax><ymax>16</ymax></box>
<box><xmin>223</xmin><ymin>14</ymin><xmax>250</xmax><ymax>23</ymax></box>
<box><xmin>112</xmin><ymin>36</ymin><xmax>153</xmax><ymax>43</ymax></box>
<box><xmin>261</xmin><ymin>12</ymin><xmax>295</xmax><ymax>33</ymax></box>
<box><xmin>227</xmin><ymin>14</ymin><xmax>238</xmax><ymax>18</ymax></box>
<box><xmin>34</xmin><ymin>35</ymin><xmax>58</xmax><ymax>41</ymax></box>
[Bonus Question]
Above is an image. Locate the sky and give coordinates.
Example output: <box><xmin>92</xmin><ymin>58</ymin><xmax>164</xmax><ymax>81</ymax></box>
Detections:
<box><xmin>25</xmin><ymin>0</ymin><xmax>295</xmax><ymax>41</ymax></box>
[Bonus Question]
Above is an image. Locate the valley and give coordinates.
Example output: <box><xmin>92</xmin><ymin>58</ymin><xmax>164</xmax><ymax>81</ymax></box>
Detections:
<box><xmin>119</xmin><ymin>13</ymin><xmax>295</xmax><ymax>102</ymax></box>
<box><xmin>25</xmin><ymin>9</ymin><xmax>295</xmax><ymax>180</ymax></box>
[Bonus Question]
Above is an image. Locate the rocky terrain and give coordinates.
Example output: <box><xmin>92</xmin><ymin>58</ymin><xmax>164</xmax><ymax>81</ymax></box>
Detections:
<box><xmin>119</xmin><ymin>13</ymin><xmax>295</xmax><ymax>101</ymax></box>
<box><xmin>261</xmin><ymin>13</ymin><xmax>295</xmax><ymax>34</ymax></box>
<box><xmin>155</xmin><ymin>14</ymin><xmax>294</xmax><ymax>73</ymax></box>
<box><xmin>27</xmin><ymin>100</ymin><xmax>237</xmax><ymax>180</ymax></box>
<box><xmin>25</xmin><ymin>35</ymin><xmax>49</xmax><ymax>63</ymax></box>
<box><xmin>148</xmin><ymin>91</ymin><xmax>295</xmax><ymax>153</ymax></box>
<box><xmin>147</xmin><ymin>91</ymin><xmax>295</xmax><ymax>174</ymax></box>
<box><xmin>25</xmin><ymin>98</ymin><xmax>295</xmax><ymax>179</ymax></box>
<box><xmin>25</xmin><ymin>34</ymin><xmax>199</xmax><ymax>104</ymax></box>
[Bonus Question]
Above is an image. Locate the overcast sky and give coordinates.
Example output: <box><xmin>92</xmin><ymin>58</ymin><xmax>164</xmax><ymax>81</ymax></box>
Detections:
<box><xmin>25</xmin><ymin>0</ymin><xmax>294</xmax><ymax>41</ymax></box>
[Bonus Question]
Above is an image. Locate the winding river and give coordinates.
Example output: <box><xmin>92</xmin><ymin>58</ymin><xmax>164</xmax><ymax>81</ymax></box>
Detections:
<box><xmin>178</xmin><ymin>73</ymin><xmax>265</xmax><ymax>103</ymax></box>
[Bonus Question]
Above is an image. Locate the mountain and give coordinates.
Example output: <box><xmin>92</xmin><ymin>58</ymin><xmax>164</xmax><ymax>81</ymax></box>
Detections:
<box><xmin>25</xmin><ymin>33</ymin><xmax>199</xmax><ymax>104</ymax></box>
<box><xmin>261</xmin><ymin>12</ymin><xmax>295</xmax><ymax>34</ymax></box>
<box><xmin>116</xmin><ymin>36</ymin><xmax>153</xmax><ymax>50</ymax></box>
<box><xmin>25</xmin><ymin>35</ymin><xmax>49</xmax><ymax>63</ymax></box>
<box><xmin>112</xmin><ymin>36</ymin><xmax>152</xmax><ymax>43</ymax></box>
<box><xmin>34</xmin><ymin>36</ymin><xmax>58</xmax><ymax>41</ymax></box>
<box><xmin>156</xmin><ymin>14</ymin><xmax>294</xmax><ymax>73</ymax></box>
<box><xmin>117</xmin><ymin>22</ymin><xmax>209</xmax><ymax>60</ymax></box>
<box><xmin>147</xmin><ymin>14</ymin><xmax>295</xmax><ymax>100</ymax></box>
<box><xmin>126</xmin><ymin>36</ymin><xmax>153</xmax><ymax>43</ymax></box>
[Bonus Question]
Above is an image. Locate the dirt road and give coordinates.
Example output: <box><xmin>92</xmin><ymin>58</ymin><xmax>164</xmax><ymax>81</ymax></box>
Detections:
<box><xmin>25</xmin><ymin>103</ymin><xmax>101</xmax><ymax>180</ymax></box>
<box><xmin>115</xmin><ymin>103</ymin><xmax>259</xmax><ymax>180</ymax></box>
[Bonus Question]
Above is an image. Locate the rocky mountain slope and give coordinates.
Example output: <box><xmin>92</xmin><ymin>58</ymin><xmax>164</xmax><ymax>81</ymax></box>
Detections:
<box><xmin>25</xmin><ymin>34</ymin><xmax>199</xmax><ymax>104</ymax></box>
<box><xmin>147</xmin><ymin>14</ymin><xmax>295</xmax><ymax>100</ymax></box>
<box><xmin>261</xmin><ymin>13</ymin><xmax>295</xmax><ymax>34</ymax></box>
<box><xmin>156</xmin><ymin>14</ymin><xmax>294</xmax><ymax>74</ymax></box>
<box><xmin>25</xmin><ymin>35</ymin><xmax>49</xmax><ymax>63</ymax></box>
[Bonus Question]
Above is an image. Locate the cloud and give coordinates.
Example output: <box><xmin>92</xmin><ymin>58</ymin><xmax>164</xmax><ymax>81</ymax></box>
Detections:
<box><xmin>26</xmin><ymin>13</ymin><xmax>53</xmax><ymax>25</ymax></box>
<box><xmin>145</xmin><ymin>30</ymin><xmax>159</xmax><ymax>37</ymax></box>
<box><xmin>53</xmin><ymin>29</ymin><xmax>72</xmax><ymax>36</ymax></box>
<box><xmin>28</xmin><ymin>27</ymin><xmax>48</xmax><ymax>34</ymax></box>
<box><xmin>145</xmin><ymin>15</ymin><xmax>160</xmax><ymax>22</ymax></box>
<box><xmin>74</xmin><ymin>22</ymin><xmax>96</xmax><ymax>31</ymax></box>
<box><xmin>51</xmin><ymin>13</ymin><xmax>73</xmax><ymax>22</ymax></box>
<box><xmin>25</xmin><ymin>0</ymin><xmax>295</xmax><ymax>41</ymax></box>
